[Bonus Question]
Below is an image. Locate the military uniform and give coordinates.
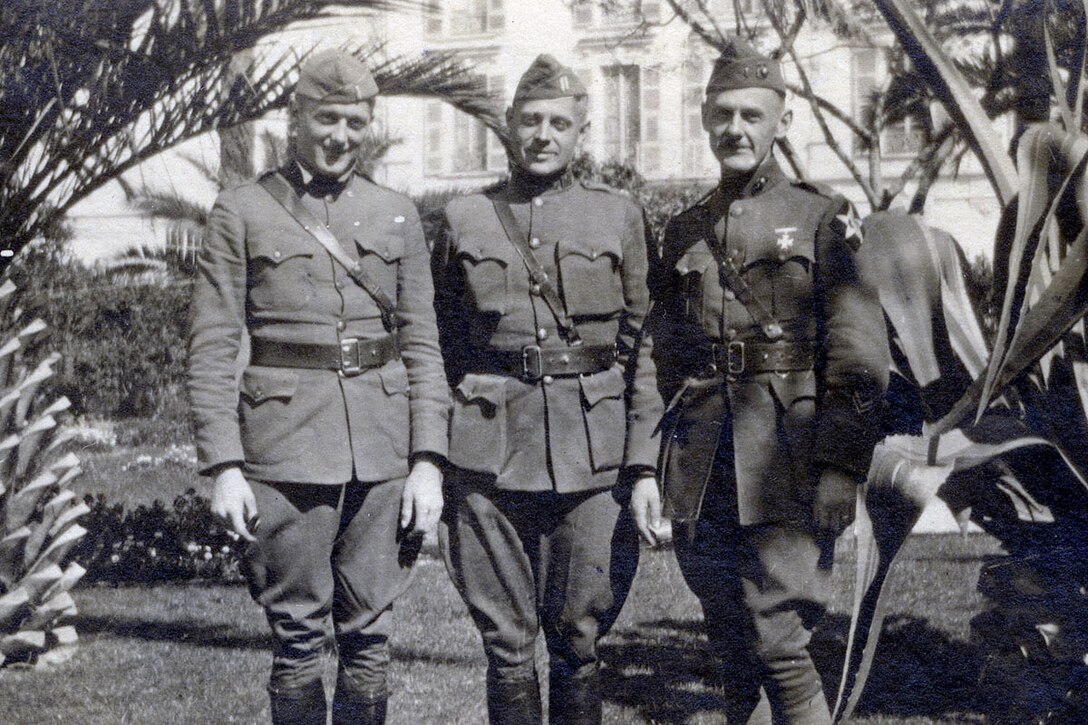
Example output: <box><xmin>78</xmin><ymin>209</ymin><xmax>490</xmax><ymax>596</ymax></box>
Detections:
<box><xmin>188</xmin><ymin>51</ymin><xmax>448</xmax><ymax>725</ymax></box>
<box><xmin>433</xmin><ymin>55</ymin><xmax>661</xmax><ymax>725</ymax></box>
<box><xmin>651</xmin><ymin>40</ymin><xmax>889</xmax><ymax>725</ymax></box>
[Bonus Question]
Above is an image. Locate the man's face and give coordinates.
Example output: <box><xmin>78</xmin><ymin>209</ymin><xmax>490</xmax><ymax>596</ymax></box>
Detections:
<box><xmin>507</xmin><ymin>96</ymin><xmax>589</xmax><ymax>177</ymax></box>
<box><xmin>292</xmin><ymin>97</ymin><xmax>373</xmax><ymax>178</ymax></box>
<box><xmin>703</xmin><ymin>87</ymin><xmax>791</xmax><ymax>179</ymax></box>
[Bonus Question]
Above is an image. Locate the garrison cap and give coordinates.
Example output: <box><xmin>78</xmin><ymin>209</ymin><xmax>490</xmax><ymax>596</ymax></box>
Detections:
<box><xmin>706</xmin><ymin>37</ymin><xmax>785</xmax><ymax>95</ymax></box>
<box><xmin>295</xmin><ymin>49</ymin><xmax>379</xmax><ymax>103</ymax></box>
<box><xmin>513</xmin><ymin>54</ymin><xmax>587</xmax><ymax>104</ymax></box>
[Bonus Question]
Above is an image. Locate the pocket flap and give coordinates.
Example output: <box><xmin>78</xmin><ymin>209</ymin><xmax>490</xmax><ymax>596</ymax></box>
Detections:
<box><xmin>457</xmin><ymin>245</ymin><xmax>509</xmax><ymax>267</ymax></box>
<box><xmin>455</xmin><ymin>373</ymin><xmax>507</xmax><ymax>405</ymax></box>
<box><xmin>241</xmin><ymin>367</ymin><xmax>299</xmax><ymax>403</ymax></box>
<box><xmin>378</xmin><ymin>362</ymin><xmax>410</xmax><ymax>396</ymax></box>
<box><xmin>249</xmin><ymin>235</ymin><xmax>315</xmax><ymax>264</ymax></box>
<box><xmin>559</xmin><ymin>237</ymin><xmax>623</xmax><ymax>264</ymax></box>
<box><xmin>676</xmin><ymin>249</ymin><xmax>714</xmax><ymax>276</ymax></box>
<box><xmin>768</xmin><ymin>369</ymin><xmax>816</xmax><ymax>410</ymax></box>
<box><xmin>356</xmin><ymin>234</ymin><xmax>405</xmax><ymax>263</ymax></box>
<box><xmin>579</xmin><ymin>368</ymin><xmax>626</xmax><ymax>408</ymax></box>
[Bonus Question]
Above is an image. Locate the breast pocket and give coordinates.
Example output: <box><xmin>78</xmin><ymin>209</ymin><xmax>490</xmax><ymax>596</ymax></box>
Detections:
<box><xmin>558</xmin><ymin>237</ymin><xmax>624</xmax><ymax>318</ymax></box>
<box><xmin>675</xmin><ymin>250</ymin><xmax>719</xmax><ymax>324</ymax></box>
<box><xmin>457</xmin><ymin>246</ymin><xmax>510</xmax><ymax>314</ymax></box>
<box><xmin>771</xmin><ymin>255</ymin><xmax>814</xmax><ymax>322</ymax></box>
<box><xmin>247</xmin><ymin>235</ymin><xmax>316</xmax><ymax>313</ymax></box>
<box><xmin>355</xmin><ymin>234</ymin><xmax>405</xmax><ymax>305</ymax></box>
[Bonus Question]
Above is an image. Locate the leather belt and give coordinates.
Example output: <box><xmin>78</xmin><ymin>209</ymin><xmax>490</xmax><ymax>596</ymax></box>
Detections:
<box><xmin>472</xmin><ymin>344</ymin><xmax>616</xmax><ymax>382</ymax></box>
<box><xmin>708</xmin><ymin>340</ymin><xmax>814</xmax><ymax>376</ymax></box>
<box><xmin>251</xmin><ymin>335</ymin><xmax>399</xmax><ymax>376</ymax></box>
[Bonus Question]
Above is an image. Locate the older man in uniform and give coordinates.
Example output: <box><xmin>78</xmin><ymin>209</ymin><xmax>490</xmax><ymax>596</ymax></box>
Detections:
<box><xmin>432</xmin><ymin>55</ymin><xmax>661</xmax><ymax>724</ymax></box>
<box><xmin>631</xmin><ymin>39</ymin><xmax>889</xmax><ymax>724</ymax></box>
<box><xmin>188</xmin><ymin>50</ymin><xmax>448</xmax><ymax>725</ymax></box>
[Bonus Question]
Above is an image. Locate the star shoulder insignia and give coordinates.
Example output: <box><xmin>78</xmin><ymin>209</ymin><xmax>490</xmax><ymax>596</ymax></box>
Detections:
<box><xmin>835</xmin><ymin>204</ymin><xmax>864</xmax><ymax>248</ymax></box>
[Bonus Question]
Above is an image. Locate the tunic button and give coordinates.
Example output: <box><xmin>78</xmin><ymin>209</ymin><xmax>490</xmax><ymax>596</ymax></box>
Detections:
<box><xmin>335</xmin><ymin>279</ymin><xmax>345</xmax><ymax>289</ymax></box>
<box><xmin>559</xmin><ymin>354</ymin><xmax>571</xmax><ymax>365</ymax></box>
<box><xmin>537</xmin><ymin>328</ymin><xmax>549</xmax><ymax>341</ymax></box>
<box><xmin>272</xmin><ymin>250</ymin><xmax>282</xmax><ymax>259</ymax></box>
<box><xmin>543</xmin><ymin>375</ymin><xmax>555</xmax><ymax>385</ymax></box>
<box><xmin>533</xmin><ymin>197</ymin><xmax>543</xmax><ymax>207</ymax></box>
<box><xmin>336</xmin><ymin>320</ymin><xmax>346</xmax><ymax>332</ymax></box>
<box><xmin>529</xmin><ymin>237</ymin><xmax>541</xmax><ymax>249</ymax></box>
<box><xmin>530</xmin><ymin>284</ymin><xmax>542</xmax><ymax>295</ymax></box>
<box><xmin>763</xmin><ymin>323</ymin><xmax>784</xmax><ymax>340</ymax></box>
<box><xmin>725</xmin><ymin>328</ymin><xmax>737</xmax><ymax>340</ymax></box>
<box><xmin>730</xmin><ymin>206</ymin><xmax>744</xmax><ymax>218</ymax></box>
<box><xmin>723</xmin><ymin>289</ymin><xmax>736</xmax><ymax>301</ymax></box>
<box><xmin>254</xmin><ymin>388</ymin><xmax>263</xmax><ymax>399</ymax></box>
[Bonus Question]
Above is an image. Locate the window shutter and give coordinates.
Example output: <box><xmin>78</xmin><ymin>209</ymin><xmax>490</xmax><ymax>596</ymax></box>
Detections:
<box><xmin>573</xmin><ymin>1</ymin><xmax>593</xmax><ymax>26</ymax></box>
<box><xmin>641</xmin><ymin>66</ymin><xmax>660</xmax><ymax>174</ymax></box>
<box><xmin>487</xmin><ymin>74</ymin><xmax>507</xmax><ymax>171</ymax></box>
<box><xmin>488</xmin><ymin>0</ymin><xmax>504</xmax><ymax>31</ymax></box>
<box><xmin>425</xmin><ymin>101</ymin><xmax>444</xmax><ymax>176</ymax></box>
<box><xmin>424</xmin><ymin>1</ymin><xmax>443</xmax><ymax>36</ymax></box>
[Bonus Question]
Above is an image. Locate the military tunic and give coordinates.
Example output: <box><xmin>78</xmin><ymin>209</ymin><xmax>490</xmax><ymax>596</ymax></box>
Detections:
<box><xmin>188</xmin><ymin>166</ymin><xmax>449</xmax><ymax>700</ymax></box>
<box><xmin>651</xmin><ymin>158</ymin><xmax>888</xmax><ymax>724</ymax></box>
<box><xmin>433</xmin><ymin>171</ymin><xmax>662</xmax><ymax>690</ymax></box>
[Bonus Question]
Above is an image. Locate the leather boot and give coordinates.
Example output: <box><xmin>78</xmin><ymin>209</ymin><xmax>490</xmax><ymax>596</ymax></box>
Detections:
<box><xmin>548</xmin><ymin>670</ymin><xmax>601</xmax><ymax>725</ymax></box>
<box><xmin>487</xmin><ymin>676</ymin><xmax>542</xmax><ymax>725</ymax></box>
<box><xmin>331</xmin><ymin>690</ymin><xmax>387</xmax><ymax>725</ymax></box>
<box><xmin>269</xmin><ymin>681</ymin><xmax>328</xmax><ymax>725</ymax></box>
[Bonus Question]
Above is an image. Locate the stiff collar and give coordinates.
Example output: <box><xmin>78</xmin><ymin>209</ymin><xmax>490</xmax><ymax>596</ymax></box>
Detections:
<box><xmin>506</xmin><ymin>163</ymin><xmax>575</xmax><ymax>201</ymax></box>
<box><xmin>284</xmin><ymin>160</ymin><xmax>355</xmax><ymax>199</ymax></box>
<box><xmin>707</xmin><ymin>157</ymin><xmax>787</xmax><ymax>215</ymax></box>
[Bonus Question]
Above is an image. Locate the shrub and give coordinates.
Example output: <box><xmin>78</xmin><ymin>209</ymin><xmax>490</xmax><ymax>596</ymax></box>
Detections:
<box><xmin>9</xmin><ymin>244</ymin><xmax>191</xmax><ymax>422</ymax></box>
<box><xmin>69</xmin><ymin>489</ymin><xmax>243</xmax><ymax>585</ymax></box>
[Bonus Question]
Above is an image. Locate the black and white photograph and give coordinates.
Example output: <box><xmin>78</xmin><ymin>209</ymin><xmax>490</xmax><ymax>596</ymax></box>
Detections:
<box><xmin>0</xmin><ymin>0</ymin><xmax>1082</xmax><ymax>723</ymax></box>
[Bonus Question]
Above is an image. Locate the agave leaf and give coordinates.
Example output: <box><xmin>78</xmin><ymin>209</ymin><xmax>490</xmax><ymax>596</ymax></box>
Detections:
<box><xmin>48</xmin><ymin>502</ymin><xmax>91</xmax><ymax>539</ymax></box>
<box><xmin>979</xmin><ymin>126</ymin><xmax>1084</xmax><ymax>419</ymax></box>
<box><xmin>24</xmin><ymin>591</ymin><xmax>75</xmax><ymax>631</ymax></box>
<box><xmin>0</xmin><ymin>587</ymin><xmax>29</xmax><ymax>631</ymax></box>
<box><xmin>0</xmin><ymin>630</ymin><xmax>45</xmax><ymax>657</ymax></box>
<box><xmin>40</xmin><ymin>564</ymin><xmax>85</xmax><ymax>604</ymax></box>
<box><xmin>18</xmin><ymin>565</ymin><xmax>62</xmax><ymax>605</ymax></box>
<box><xmin>28</xmin><ymin>524</ymin><xmax>86</xmax><ymax>575</ymax></box>
<box><xmin>1042</xmin><ymin>9</ymin><xmax>1074</xmax><ymax>131</ymax></box>
<box><xmin>3</xmin><ymin>471</ymin><xmax>57</xmax><ymax>534</ymax></box>
<box><xmin>835</xmin><ymin>414</ymin><xmax>1086</xmax><ymax>719</ymax></box>
<box><xmin>869</xmin><ymin>0</ymin><xmax>1017</xmax><ymax>205</ymax></box>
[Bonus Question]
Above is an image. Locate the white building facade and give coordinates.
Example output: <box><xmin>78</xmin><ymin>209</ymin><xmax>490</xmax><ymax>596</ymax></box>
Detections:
<box><xmin>68</xmin><ymin>1</ymin><xmax>1005</xmax><ymax>262</ymax></box>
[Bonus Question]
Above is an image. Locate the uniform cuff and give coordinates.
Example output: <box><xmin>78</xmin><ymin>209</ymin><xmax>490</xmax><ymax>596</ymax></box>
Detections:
<box><xmin>811</xmin><ymin>393</ymin><xmax>881</xmax><ymax>479</ymax></box>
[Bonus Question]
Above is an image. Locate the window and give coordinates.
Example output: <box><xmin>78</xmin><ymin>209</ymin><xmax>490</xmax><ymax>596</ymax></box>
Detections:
<box><xmin>852</xmin><ymin>48</ymin><xmax>927</xmax><ymax>156</ymax></box>
<box><xmin>425</xmin><ymin>75</ymin><xmax>506</xmax><ymax>176</ymax></box>
<box><xmin>682</xmin><ymin>56</ymin><xmax>716</xmax><ymax>177</ymax></box>
<box><xmin>572</xmin><ymin>0</ymin><xmax>648</xmax><ymax>27</ymax></box>
<box><xmin>602</xmin><ymin>65</ymin><xmax>641</xmax><ymax>166</ymax></box>
<box><xmin>425</xmin><ymin>0</ymin><xmax>504</xmax><ymax>37</ymax></box>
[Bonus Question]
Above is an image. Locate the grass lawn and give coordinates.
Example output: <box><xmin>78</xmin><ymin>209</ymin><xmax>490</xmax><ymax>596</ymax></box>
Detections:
<box><xmin>0</xmin><ymin>533</ymin><xmax>999</xmax><ymax>725</ymax></box>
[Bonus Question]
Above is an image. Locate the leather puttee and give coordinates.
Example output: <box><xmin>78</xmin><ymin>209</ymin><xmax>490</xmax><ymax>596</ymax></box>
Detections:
<box><xmin>250</xmin><ymin>335</ymin><xmax>400</xmax><ymax>376</ymax></box>
<box><xmin>470</xmin><ymin>344</ymin><xmax>617</xmax><ymax>381</ymax></box>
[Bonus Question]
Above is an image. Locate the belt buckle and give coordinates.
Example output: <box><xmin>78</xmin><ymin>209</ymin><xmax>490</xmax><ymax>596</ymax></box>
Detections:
<box><xmin>521</xmin><ymin>345</ymin><xmax>543</xmax><ymax>381</ymax></box>
<box><xmin>727</xmin><ymin>340</ymin><xmax>745</xmax><ymax>375</ymax></box>
<box><xmin>340</xmin><ymin>337</ymin><xmax>363</xmax><ymax>376</ymax></box>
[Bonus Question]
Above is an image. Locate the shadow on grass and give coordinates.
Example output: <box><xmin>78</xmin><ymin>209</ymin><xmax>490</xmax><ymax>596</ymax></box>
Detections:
<box><xmin>600</xmin><ymin>613</ymin><xmax>984</xmax><ymax>723</ymax></box>
<box><xmin>75</xmin><ymin>614</ymin><xmax>274</xmax><ymax>650</ymax></box>
<box><xmin>73</xmin><ymin>614</ymin><xmax>482</xmax><ymax>668</ymax></box>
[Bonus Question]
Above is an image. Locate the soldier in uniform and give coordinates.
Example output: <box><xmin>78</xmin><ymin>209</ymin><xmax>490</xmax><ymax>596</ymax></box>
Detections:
<box><xmin>630</xmin><ymin>38</ymin><xmax>889</xmax><ymax>724</ymax></box>
<box><xmin>188</xmin><ymin>50</ymin><xmax>448</xmax><ymax>725</ymax></box>
<box><xmin>431</xmin><ymin>55</ymin><xmax>662</xmax><ymax>724</ymax></box>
